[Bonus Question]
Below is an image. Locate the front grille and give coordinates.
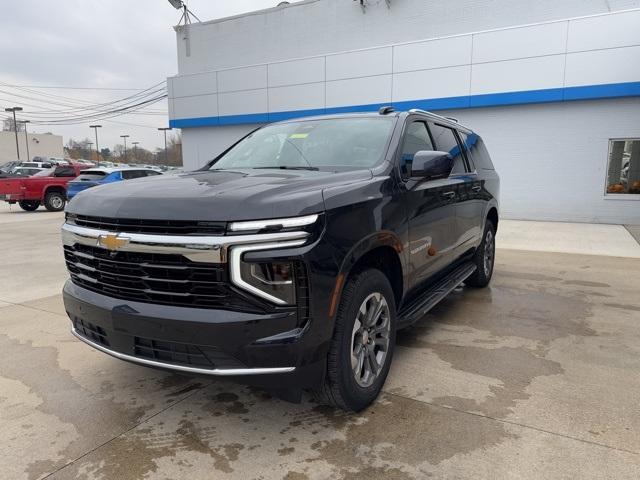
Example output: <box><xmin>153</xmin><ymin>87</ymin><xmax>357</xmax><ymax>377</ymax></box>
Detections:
<box><xmin>69</xmin><ymin>214</ymin><xmax>227</xmax><ymax>235</ymax></box>
<box><xmin>134</xmin><ymin>337</ymin><xmax>244</xmax><ymax>368</ymax></box>
<box><xmin>64</xmin><ymin>244</ymin><xmax>264</xmax><ymax>312</ymax></box>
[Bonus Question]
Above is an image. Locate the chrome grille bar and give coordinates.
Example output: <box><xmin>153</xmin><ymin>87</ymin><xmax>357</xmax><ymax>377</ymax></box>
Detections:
<box><xmin>61</xmin><ymin>222</ymin><xmax>309</xmax><ymax>263</ymax></box>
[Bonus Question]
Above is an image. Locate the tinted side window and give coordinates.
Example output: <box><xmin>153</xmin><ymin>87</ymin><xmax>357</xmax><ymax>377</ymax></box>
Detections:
<box><xmin>54</xmin><ymin>167</ymin><xmax>76</xmax><ymax>177</ymax></box>
<box><xmin>458</xmin><ymin>132</ymin><xmax>477</xmax><ymax>171</ymax></box>
<box><xmin>122</xmin><ymin>170</ymin><xmax>146</xmax><ymax>180</ymax></box>
<box><xmin>429</xmin><ymin>123</ymin><xmax>467</xmax><ymax>175</ymax></box>
<box><xmin>144</xmin><ymin>170</ymin><xmax>162</xmax><ymax>176</ymax></box>
<box><xmin>400</xmin><ymin>121</ymin><xmax>434</xmax><ymax>177</ymax></box>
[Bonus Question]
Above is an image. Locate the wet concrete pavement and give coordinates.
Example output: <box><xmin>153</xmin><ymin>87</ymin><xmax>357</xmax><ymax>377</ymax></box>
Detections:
<box><xmin>1</xmin><ymin>207</ymin><xmax>639</xmax><ymax>479</ymax></box>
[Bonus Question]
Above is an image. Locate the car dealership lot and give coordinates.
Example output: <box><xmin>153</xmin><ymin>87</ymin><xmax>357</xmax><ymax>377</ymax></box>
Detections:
<box><xmin>1</xmin><ymin>204</ymin><xmax>639</xmax><ymax>480</ymax></box>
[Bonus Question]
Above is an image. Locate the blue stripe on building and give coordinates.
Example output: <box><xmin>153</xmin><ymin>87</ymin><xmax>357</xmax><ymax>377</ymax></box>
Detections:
<box><xmin>169</xmin><ymin>81</ymin><xmax>640</xmax><ymax>129</ymax></box>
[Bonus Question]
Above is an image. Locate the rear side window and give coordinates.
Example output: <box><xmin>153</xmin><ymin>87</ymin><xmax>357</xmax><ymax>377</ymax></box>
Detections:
<box><xmin>429</xmin><ymin>123</ymin><xmax>467</xmax><ymax>175</ymax></box>
<box><xmin>143</xmin><ymin>170</ymin><xmax>162</xmax><ymax>177</ymax></box>
<box><xmin>400</xmin><ymin>121</ymin><xmax>434</xmax><ymax>177</ymax></box>
<box><xmin>75</xmin><ymin>171</ymin><xmax>107</xmax><ymax>181</ymax></box>
<box><xmin>54</xmin><ymin>167</ymin><xmax>76</xmax><ymax>177</ymax></box>
<box><xmin>122</xmin><ymin>170</ymin><xmax>148</xmax><ymax>180</ymax></box>
<box><xmin>457</xmin><ymin>132</ymin><xmax>475</xmax><ymax>171</ymax></box>
<box><xmin>460</xmin><ymin>133</ymin><xmax>494</xmax><ymax>170</ymax></box>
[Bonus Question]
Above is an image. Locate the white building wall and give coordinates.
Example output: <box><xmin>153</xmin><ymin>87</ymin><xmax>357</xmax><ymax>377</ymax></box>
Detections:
<box><xmin>170</xmin><ymin>0</ymin><xmax>640</xmax><ymax>224</ymax></box>
<box><xmin>169</xmin><ymin>8</ymin><xmax>640</xmax><ymax>127</ymax></box>
<box><xmin>176</xmin><ymin>0</ymin><xmax>640</xmax><ymax>74</ymax></box>
<box><xmin>0</xmin><ymin>132</ymin><xmax>64</xmax><ymax>163</ymax></box>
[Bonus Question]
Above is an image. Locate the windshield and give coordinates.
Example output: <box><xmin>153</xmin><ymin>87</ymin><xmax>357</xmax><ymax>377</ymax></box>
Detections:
<box><xmin>209</xmin><ymin>117</ymin><xmax>396</xmax><ymax>171</ymax></box>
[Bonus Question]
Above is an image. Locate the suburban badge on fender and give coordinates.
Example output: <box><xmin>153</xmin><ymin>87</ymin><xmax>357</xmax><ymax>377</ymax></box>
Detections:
<box><xmin>97</xmin><ymin>234</ymin><xmax>130</xmax><ymax>251</ymax></box>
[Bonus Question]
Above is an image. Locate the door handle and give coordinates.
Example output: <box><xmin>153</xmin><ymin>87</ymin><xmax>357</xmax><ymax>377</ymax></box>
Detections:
<box><xmin>471</xmin><ymin>185</ymin><xmax>481</xmax><ymax>193</ymax></box>
<box><xmin>441</xmin><ymin>191</ymin><xmax>456</xmax><ymax>199</ymax></box>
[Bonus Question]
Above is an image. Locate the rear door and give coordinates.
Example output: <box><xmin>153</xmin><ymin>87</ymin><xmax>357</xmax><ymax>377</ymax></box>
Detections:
<box><xmin>454</xmin><ymin>131</ymin><xmax>486</xmax><ymax>254</ymax></box>
<box><xmin>398</xmin><ymin>118</ymin><xmax>459</xmax><ymax>288</ymax></box>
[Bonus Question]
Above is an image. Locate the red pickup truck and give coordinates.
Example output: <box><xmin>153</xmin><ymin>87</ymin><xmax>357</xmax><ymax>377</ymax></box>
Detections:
<box><xmin>0</xmin><ymin>164</ymin><xmax>90</xmax><ymax>212</ymax></box>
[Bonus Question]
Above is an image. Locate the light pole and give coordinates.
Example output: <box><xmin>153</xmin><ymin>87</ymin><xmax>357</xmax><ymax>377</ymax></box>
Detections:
<box><xmin>20</xmin><ymin>120</ymin><xmax>31</xmax><ymax>161</ymax></box>
<box><xmin>132</xmin><ymin>142</ymin><xmax>139</xmax><ymax>162</ymax></box>
<box><xmin>89</xmin><ymin>125</ymin><xmax>102</xmax><ymax>162</ymax></box>
<box><xmin>87</xmin><ymin>142</ymin><xmax>93</xmax><ymax>161</ymax></box>
<box><xmin>4</xmin><ymin>107</ymin><xmax>23</xmax><ymax>159</ymax></box>
<box><xmin>158</xmin><ymin>127</ymin><xmax>172</xmax><ymax>165</ymax></box>
<box><xmin>120</xmin><ymin>135</ymin><xmax>129</xmax><ymax>163</ymax></box>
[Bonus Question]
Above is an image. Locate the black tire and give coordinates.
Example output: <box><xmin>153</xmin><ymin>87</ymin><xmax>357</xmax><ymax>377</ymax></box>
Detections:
<box><xmin>314</xmin><ymin>268</ymin><xmax>396</xmax><ymax>412</ymax></box>
<box><xmin>18</xmin><ymin>200</ymin><xmax>40</xmax><ymax>211</ymax></box>
<box><xmin>465</xmin><ymin>219</ymin><xmax>496</xmax><ymax>288</ymax></box>
<box><xmin>44</xmin><ymin>191</ymin><xmax>66</xmax><ymax>212</ymax></box>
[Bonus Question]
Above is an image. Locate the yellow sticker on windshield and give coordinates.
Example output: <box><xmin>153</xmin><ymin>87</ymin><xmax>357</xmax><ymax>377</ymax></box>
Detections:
<box><xmin>289</xmin><ymin>133</ymin><xmax>309</xmax><ymax>139</ymax></box>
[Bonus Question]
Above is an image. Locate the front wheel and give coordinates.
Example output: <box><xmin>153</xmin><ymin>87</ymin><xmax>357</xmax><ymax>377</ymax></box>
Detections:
<box><xmin>465</xmin><ymin>219</ymin><xmax>496</xmax><ymax>288</ymax></box>
<box><xmin>314</xmin><ymin>268</ymin><xmax>396</xmax><ymax>412</ymax></box>
<box><xmin>44</xmin><ymin>191</ymin><xmax>66</xmax><ymax>212</ymax></box>
<box><xmin>18</xmin><ymin>200</ymin><xmax>40</xmax><ymax>211</ymax></box>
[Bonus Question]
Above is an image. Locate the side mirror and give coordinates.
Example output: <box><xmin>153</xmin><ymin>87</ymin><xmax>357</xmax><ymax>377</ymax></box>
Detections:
<box><xmin>410</xmin><ymin>150</ymin><xmax>454</xmax><ymax>179</ymax></box>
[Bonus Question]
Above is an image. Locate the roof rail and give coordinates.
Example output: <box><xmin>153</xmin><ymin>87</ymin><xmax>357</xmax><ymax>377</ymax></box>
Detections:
<box><xmin>409</xmin><ymin>109</ymin><xmax>459</xmax><ymax>124</ymax></box>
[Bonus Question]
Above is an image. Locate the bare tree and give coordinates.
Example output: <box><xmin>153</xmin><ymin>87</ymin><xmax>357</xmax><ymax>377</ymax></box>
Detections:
<box><xmin>65</xmin><ymin>138</ymin><xmax>94</xmax><ymax>160</ymax></box>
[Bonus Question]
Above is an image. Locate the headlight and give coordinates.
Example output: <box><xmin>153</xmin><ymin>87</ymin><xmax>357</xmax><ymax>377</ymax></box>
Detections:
<box><xmin>228</xmin><ymin>214</ymin><xmax>318</xmax><ymax>232</ymax></box>
<box><xmin>229</xmin><ymin>239</ymin><xmax>306</xmax><ymax>305</ymax></box>
<box><xmin>240</xmin><ymin>261</ymin><xmax>295</xmax><ymax>304</ymax></box>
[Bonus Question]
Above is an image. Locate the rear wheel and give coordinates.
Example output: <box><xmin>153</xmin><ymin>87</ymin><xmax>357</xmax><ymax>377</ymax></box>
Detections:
<box><xmin>18</xmin><ymin>200</ymin><xmax>40</xmax><ymax>211</ymax></box>
<box><xmin>314</xmin><ymin>268</ymin><xmax>396</xmax><ymax>411</ymax></box>
<box><xmin>44</xmin><ymin>191</ymin><xmax>65</xmax><ymax>212</ymax></box>
<box><xmin>465</xmin><ymin>219</ymin><xmax>496</xmax><ymax>288</ymax></box>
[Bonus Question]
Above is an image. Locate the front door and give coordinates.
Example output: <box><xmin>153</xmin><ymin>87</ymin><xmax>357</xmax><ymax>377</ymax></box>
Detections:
<box><xmin>398</xmin><ymin>119</ymin><xmax>460</xmax><ymax>289</ymax></box>
<box><xmin>427</xmin><ymin>122</ymin><xmax>481</xmax><ymax>259</ymax></box>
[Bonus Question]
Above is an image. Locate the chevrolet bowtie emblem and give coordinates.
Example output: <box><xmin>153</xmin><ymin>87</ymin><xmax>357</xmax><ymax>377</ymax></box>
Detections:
<box><xmin>97</xmin><ymin>234</ymin><xmax>130</xmax><ymax>251</ymax></box>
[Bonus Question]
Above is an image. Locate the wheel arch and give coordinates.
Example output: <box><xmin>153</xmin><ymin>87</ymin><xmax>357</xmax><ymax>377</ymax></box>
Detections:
<box><xmin>329</xmin><ymin>231</ymin><xmax>406</xmax><ymax>319</ymax></box>
<box><xmin>486</xmin><ymin>205</ymin><xmax>499</xmax><ymax>232</ymax></box>
<box><xmin>43</xmin><ymin>184</ymin><xmax>66</xmax><ymax>199</ymax></box>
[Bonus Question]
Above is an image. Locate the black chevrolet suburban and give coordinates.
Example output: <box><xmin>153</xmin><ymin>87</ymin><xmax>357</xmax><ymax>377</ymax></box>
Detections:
<box><xmin>62</xmin><ymin>108</ymin><xmax>499</xmax><ymax>411</ymax></box>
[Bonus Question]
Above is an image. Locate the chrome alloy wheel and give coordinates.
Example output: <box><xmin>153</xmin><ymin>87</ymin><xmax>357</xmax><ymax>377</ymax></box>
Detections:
<box><xmin>484</xmin><ymin>229</ymin><xmax>494</xmax><ymax>277</ymax></box>
<box><xmin>50</xmin><ymin>195</ymin><xmax>64</xmax><ymax>210</ymax></box>
<box><xmin>350</xmin><ymin>292</ymin><xmax>391</xmax><ymax>388</ymax></box>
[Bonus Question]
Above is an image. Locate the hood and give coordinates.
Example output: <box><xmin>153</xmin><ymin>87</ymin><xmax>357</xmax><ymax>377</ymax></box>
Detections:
<box><xmin>66</xmin><ymin>168</ymin><xmax>373</xmax><ymax>221</ymax></box>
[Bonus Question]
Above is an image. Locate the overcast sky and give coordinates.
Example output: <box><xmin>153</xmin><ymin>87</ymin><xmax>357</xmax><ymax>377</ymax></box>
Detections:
<box><xmin>1</xmin><ymin>0</ymin><xmax>292</xmax><ymax>154</ymax></box>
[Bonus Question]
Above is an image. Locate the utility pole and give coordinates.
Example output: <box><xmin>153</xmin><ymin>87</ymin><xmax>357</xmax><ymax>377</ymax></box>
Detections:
<box><xmin>132</xmin><ymin>141</ymin><xmax>139</xmax><ymax>162</ymax></box>
<box><xmin>20</xmin><ymin>120</ymin><xmax>31</xmax><ymax>161</ymax></box>
<box><xmin>158</xmin><ymin>127</ymin><xmax>172</xmax><ymax>165</ymax></box>
<box><xmin>87</xmin><ymin>142</ymin><xmax>94</xmax><ymax>161</ymax></box>
<box><xmin>120</xmin><ymin>135</ymin><xmax>129</xmax><ymax>163</ymax></box>
<box><xmin>90</xmin><ymin>125</ymin><xmax>102</xmax><ymax>162</ymax></box>
<box><xmin>4</xmin><ymin>107</ymin><xmax>23</xmax><ymax>160</ymax></box>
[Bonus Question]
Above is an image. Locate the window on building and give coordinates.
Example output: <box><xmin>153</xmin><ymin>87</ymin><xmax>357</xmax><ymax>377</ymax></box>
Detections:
<box><xmin>606</xmin><ymin>139</ymin><xmax>640</xmax><ymax>195</ymax></box>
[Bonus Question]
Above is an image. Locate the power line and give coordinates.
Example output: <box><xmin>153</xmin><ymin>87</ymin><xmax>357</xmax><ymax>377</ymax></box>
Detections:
<box><xmin>1</xmin><ymin>84</ymin><xmax>152</xmax><ymax>91</ymax></box>
<box><xmin>0</xmin><ymin>79</ymin><xmax>169</xmax><ymax>125</ymax></box>
<box><xmin>0</xmin><ymin>80</ymin><xmax>167</xmax><ymax>116</ymax></box>
<box><xmin>0</xmin><ymin>83</ymin><xmax>166</xmax><ymax>113</ymax></box>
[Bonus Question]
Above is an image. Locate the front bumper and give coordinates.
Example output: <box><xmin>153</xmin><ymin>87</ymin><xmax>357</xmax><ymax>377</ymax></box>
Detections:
<box><xmin>63</xmin><ymin>280</ymin><xmax>326</xmax><ymax>387</ymax></box>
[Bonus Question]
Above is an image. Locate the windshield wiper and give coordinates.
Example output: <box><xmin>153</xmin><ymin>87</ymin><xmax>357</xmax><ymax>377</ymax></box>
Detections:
<box><xmin>252</xmin><ymin>166</ymin><xmax>319</xmax><ymax>171</ymax></box>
